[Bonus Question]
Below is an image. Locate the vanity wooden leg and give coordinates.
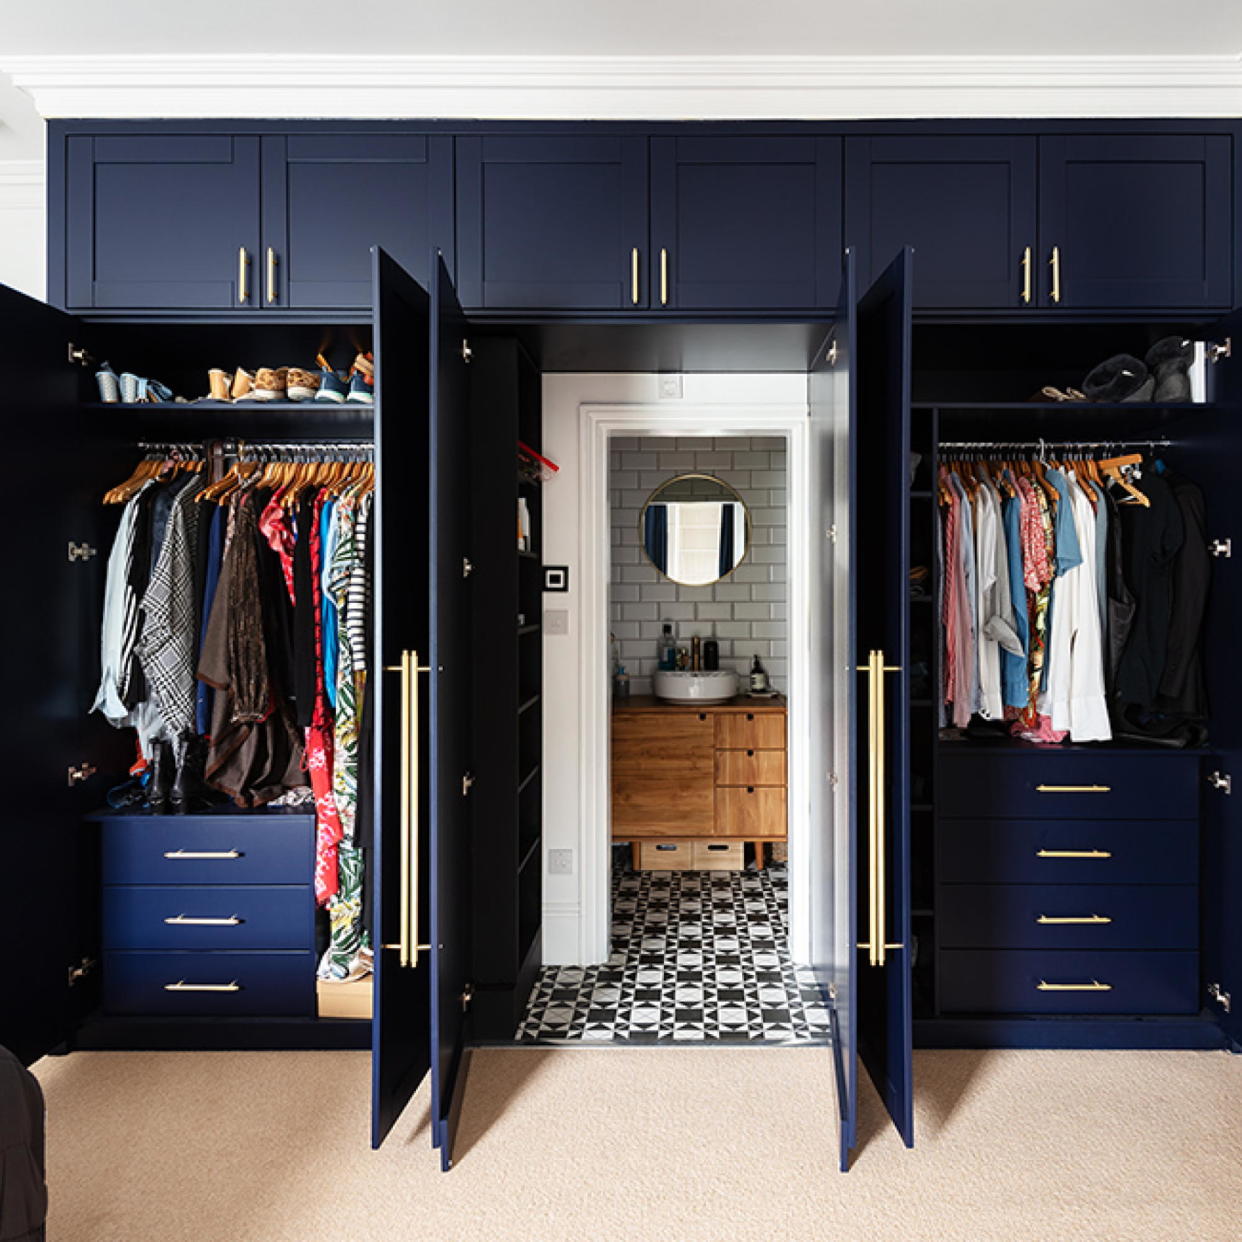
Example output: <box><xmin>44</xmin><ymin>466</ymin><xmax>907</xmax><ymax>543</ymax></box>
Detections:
<box><xmin>631</xmin><ymin>841</ymin><xmax>641</xmax><ymax>871</ymax></box>
<box><xmin>754</xmin><ymin>842</ymin><xmax>765</xmax><ymax>871</ymax></box>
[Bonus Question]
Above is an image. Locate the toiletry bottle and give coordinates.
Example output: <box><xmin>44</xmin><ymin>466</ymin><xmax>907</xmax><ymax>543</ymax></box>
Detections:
<box><xmin>659</xmin><ymin>622</ymin><xmax>676</xmax><ymax>671</ymax></box>
<box><xmin>750</xmin><ymin>654</ymin><xmax>769</xmax><ymax>693</ymax></box>
<box><xmin>703</xmin><ymin>639</ymin><xmax>719</xmax><ymax>671</ymax></box>
<box><xmin>691</xmin><ymin>635</ymin><xmax>702</xmax><ymax>671</ymax></box>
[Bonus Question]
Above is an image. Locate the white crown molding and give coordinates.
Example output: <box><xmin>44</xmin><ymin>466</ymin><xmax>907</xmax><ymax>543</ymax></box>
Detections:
<box><xmin>3</xmin><ymin>53</ymin><xmax>1242</xmax><ymax>120</ymax></box>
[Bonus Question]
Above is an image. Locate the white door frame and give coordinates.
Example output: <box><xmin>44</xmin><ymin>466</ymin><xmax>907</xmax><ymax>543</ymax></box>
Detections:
<box><xmin>578</xmin><ymin>401</ymin><xmax>813</xmax><ymax>964</ymax></box>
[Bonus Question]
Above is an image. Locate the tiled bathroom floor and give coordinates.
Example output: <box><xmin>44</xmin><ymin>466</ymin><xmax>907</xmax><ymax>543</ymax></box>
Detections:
<box><xmin>516</xmin><ymin>865</ymin><xmax>834</xmax><ymax>1043</ymax></box>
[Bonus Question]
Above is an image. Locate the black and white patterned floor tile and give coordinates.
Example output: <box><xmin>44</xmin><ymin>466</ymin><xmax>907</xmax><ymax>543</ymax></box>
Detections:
<box><xmin>516</xmin><ymin>865</ymin><xmax>834</xmax><ymax>1043</ymax></box>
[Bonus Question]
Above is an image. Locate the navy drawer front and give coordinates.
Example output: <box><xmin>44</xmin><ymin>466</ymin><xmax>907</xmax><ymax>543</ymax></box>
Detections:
<box><xmin>99</xmin><ymin>815</ymin><xmax>314</xmax><ymax>885</ymax></box>
<box><xmin>939</xmin><ymin>950</ymin><xmax>1199</xmax><ymax>1015</ymax></box>
<box><xmin>103</xmin><ymin>951</ymin><xmax>316</xmax><ymax>1016</ymax></box>
<box><xmin>937</xmin><ymin>754</ymin><xmax>1199</xmax><ymax>820</ymax></box>
<box><xmin>936</xmin><ymin>818</ymin><xmax>1199</xmax><ymax>884</ymax></box>
<box><xmin>938</xmin><ymin>884</ymin><xmax>1198</xmax><ymax>949</ymax></box>
<box><xmin>102</xmin><ymin>886</ymin><xmax>314</xmax><ymax>950</ymax></box>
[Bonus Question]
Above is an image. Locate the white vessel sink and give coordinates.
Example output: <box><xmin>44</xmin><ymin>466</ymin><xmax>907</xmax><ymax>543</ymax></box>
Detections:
<box><xmin>653</xmin><ymin>670</ymin><xmax>738</xmax><ymax>704</ymax></box>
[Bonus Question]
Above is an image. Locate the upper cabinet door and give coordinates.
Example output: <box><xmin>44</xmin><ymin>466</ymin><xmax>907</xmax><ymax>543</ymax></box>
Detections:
<box><xmin>845</xmin><ymin>137</ymin><xmax>1036</xmax><ymax>310</ymax></box>
<box><xmin>455</xmin><ymin>135</ymin><xmax>648</xmax><ymax>310</ymax></box>
<box><xmin>1038</xmin><ymin>135</ymin><xmax>1233</xmax><ymax>310</ymax></box>
<box><xmin>65</xmin><ymin>135</ymin><xmax>261</xmax><ymax>310</ymax></box>
<box><xmin>650</xmin><ymin>137</ymin><xmax>842</xmax><ymax>311</ymax></box>
<box><xmin>262</xmin><ymin>134</ymin><xmax>454</xmax><ymax>310</ymax></box>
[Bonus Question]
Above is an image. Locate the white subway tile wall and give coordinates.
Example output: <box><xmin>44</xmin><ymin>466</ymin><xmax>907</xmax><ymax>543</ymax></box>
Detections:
<box><xmin>609</xmin><ymin>435</ymin><xmax>788</xmax><ymax>696</ymax></box>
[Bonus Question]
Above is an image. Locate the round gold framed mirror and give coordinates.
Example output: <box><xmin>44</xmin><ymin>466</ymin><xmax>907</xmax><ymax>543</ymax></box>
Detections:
<box><xmin>639</xmin><ymin>473</ymin><xmax>750</xmax><ymax>587</ymax></box>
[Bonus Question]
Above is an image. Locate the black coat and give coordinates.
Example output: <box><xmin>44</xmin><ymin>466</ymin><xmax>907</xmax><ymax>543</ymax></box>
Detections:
<box><xmin>0</xmin><ymin>1046</ymin><xmax>46</xmax><ymax>1242</ymax></box>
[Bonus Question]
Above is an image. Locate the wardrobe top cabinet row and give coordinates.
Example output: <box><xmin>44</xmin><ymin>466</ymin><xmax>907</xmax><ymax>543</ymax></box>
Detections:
<box><xmin>50</xmin><ymin>125</ymin><xmax>1238</xmax><ymax>317</ymax></box>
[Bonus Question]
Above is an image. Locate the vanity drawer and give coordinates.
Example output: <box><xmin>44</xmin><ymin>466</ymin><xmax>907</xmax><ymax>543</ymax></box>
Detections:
<box><xmin>716</xmin><ymin>786</ymin><xmax>787</xmax><ymax>838</ymax></box>
<box><xmin>103</xmin><ymin>951</ymin><xmax>316</xmax><ymax>1016</ymax></box>
<box><xmin>102</xmin><ymin>886</ymin><xmax>315</xmax><ymax>951</ymax></box>
<box><xmin>938</xmin><ymin>950</ymin><xmax>1199</xmax><ymax>1015</ymax></box>
<box><xmin>716</xmin><ymin>712</ymin><xmax>786</xmax><ymax>751</ymax></box>
<box><xmin>715</xmin><ymin>749</ymin><xmax>787</xmax><ymax>787</ymax></box>
<box><xmin>937</xmin><ymin>884</ymin><xmax>1198</xmax><ymax>950</ymax></box>
<box><xmin>937</xmin><ymin>754</ymin><xmax>1199</xmax><ymax>820</ymax></box>
<box><xmin>936</xmin><ymin>819</ymin><xmax>1199</xmax><ymax>884</ymax></box>
<box><xmin>99</xmin><ymin>815</ymin><xmax>315</xmax><ymax>886</ymax></box>
<box><xmin>638</xmin><ymin>841</ymin><xmax>696</xmax><ymax>870</ymax></box>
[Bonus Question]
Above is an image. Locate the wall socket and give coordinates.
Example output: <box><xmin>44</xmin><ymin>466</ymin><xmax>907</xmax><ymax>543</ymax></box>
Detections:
<box><xmin>658</xmin><ymin>373</ymin><xmax>683</xmax><ymax>399</ymax></box>
<box><xmin>547</xmin><ymin>848</ymin><xmax>574</xmax><ymax>875</ymax></box>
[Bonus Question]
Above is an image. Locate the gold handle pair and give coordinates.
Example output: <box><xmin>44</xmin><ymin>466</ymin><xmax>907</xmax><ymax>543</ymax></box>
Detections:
<box><xmin>237</xmin><ymin>247</ymin><xmax>278</xmax><ymax>303</ymax></box>
<box><xmin>1018</xmin><ymin>246</ymin><xmax>1062</xmax><ymax>304</ymax></box>
<box><xmin>629</xmin><ymin>248</ymin><xmax>670</xmax><ymax>306</ymax></box>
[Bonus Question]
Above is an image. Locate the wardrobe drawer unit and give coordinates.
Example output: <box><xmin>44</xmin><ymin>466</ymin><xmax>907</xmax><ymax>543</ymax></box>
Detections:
<box><xmin>715</xmin><ymin>786</ymin><xmax>787</xmax><ymax>837</ymax></box>
<box><xmin>638</xmin><ymin>841</ymin><xmax>696</xmax><ymax>870</ymax></box>
<box><xmin>693</xmin><ymin>841</ymin><xmax>746</xmax><ymax>870</ymax></box>
<box><xmin>938</xmin><ymin>884</ymin><xmax>1199</xmax><ymax>951</ymax></box>
<box><xmin>102</xmin><ymin>886</ymin><xmax>316</xmax><ymax>951</ymax></box>
<box><xmin>936</xmin><ymin>754</ymin><xmax>1200</xmax><ymax>820</ymax></box>
<box><xmin>938</xmin><ymin>950</ymin><xmax>1200</xmax><ymax>1015</ymax></box>
<box><xmin>935</xmin><ymin>818</ymin><xmax>1200</xmax><ymax>885</ymax></box>
<box><xmin>98</xmin><ymin>814</ymin><xmax>315</xmax><ymax>886</ymax></box>
<box><xmin>715</xmin><ymin>748</ymin><xmax>787</xmax><ymax>787</ymax></box>
<box><xmin>716</xmin><ymin>711</ymin><xmax>786</xmax><ymax>751</ymax></box>
<box><xmin>102</xmin><ymin>951</ymin><xmax>317</xmax><ymax>1017</ymax></box>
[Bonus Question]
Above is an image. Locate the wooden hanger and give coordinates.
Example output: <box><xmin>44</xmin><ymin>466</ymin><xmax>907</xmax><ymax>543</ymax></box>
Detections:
<box><xmin>1102</xmin><ymin>460</ymin><xmax>1150</xmax><ymax>508</ymax></box>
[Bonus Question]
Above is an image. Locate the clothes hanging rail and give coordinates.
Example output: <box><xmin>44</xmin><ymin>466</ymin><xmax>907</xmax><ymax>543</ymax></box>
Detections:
<box><xmin>938</xmin><ymin>438</ymin><xmax>1172</xmax><ymax>452</ymax></box>
<box><xmin>135</xmin><ymin>440</ymin><xmax>373</xmax><ymax>455</ymax></box>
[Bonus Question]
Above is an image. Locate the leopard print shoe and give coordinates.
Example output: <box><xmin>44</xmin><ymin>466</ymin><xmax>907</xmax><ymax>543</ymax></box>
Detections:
<box><xmin>252</xmin><ymin>366</ymin><xmax>289</xmax><ymax>401</ymax></box>
<box><xmin>286</xmin><ymin>367</ymin><xmax>321</xmax><ymax>402</ymax></box>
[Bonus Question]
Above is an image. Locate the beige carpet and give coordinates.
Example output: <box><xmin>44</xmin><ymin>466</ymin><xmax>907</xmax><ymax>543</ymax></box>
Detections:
<box><xmin>32</xmin><ymin>1046</ymin><xmax>1242</xmax><ymax>1242</ymax></box>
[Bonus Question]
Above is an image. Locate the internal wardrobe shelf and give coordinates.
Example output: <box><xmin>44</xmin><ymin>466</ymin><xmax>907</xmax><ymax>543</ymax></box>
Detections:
<box><xmin>517</xmin><ymin>624</ymin><xmax>540</xmax><ymax>636</ymax></box>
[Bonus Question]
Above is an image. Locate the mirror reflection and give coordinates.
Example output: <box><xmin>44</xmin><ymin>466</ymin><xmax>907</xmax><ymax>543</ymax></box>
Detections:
<box><xmin>640</xmin><ymin>474</ymin><xmax>750</xmax><ymax>587</ymax></box>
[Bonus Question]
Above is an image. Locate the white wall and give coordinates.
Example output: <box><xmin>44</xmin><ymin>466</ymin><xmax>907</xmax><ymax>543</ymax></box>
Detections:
<box><xmin>0</xmin><ymin>162</ymin><xmax>45</xmax><ymax>300</ymax></box>
<box><xmin>540</xmin><ymin>373</ymin><xmax>806</xmax><ymax>965</ymax></box>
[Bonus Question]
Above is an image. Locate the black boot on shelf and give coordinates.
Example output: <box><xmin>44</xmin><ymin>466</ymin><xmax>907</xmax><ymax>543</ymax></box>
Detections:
<box><xmin>147</xmin><ymin>741</ymin><xmax>175</xmax><ymax>814</ymax></box>
<box><xmin>170</xmin><ymin>735</ymin><xmax>215</xmax><ymax>815</ymax></box>
<box><xmin>1146</xmin><ymin>336</ymin><xmax>1195</xmax><ymax>403</ymax></box>
<box><xmin>1081</xmin><ymin>354</ymin><xmax>1155</xmax><ymax>402</ymax></box>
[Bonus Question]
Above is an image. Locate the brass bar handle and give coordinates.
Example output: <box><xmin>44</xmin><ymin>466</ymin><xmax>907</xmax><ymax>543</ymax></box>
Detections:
<box><xmin>1037</xmin><ymin>979</ymin><xmax>1112</xmax><ymax>992</ymax></box>
<box><xmin>1020</xmin><ymin>245</ymin><xmax>1032</xmax><ymax>304</ymax></box>
<box><xmin>163</xmin><ymin>915</ymin><xmax>242</xmax><ymax>926</ymax></box>
<box><xmin>1036</xmin><ymin>913</ymin><xmax>1112</xmax><ymax>925</ymax></box>
<box><xmin>164</xmin><ymin>980</ymin><xmax>241</xmax><ymax>993</ymax></box>
<box><xmin>660</xmin><ymin>248</ymin><xmax>669</xmax><ymax>306</ymax></box>
<box><xmin>1049</xmin><ymin>245</ymin><xmax>1062</xmax><ymax>304</ymax></box>
<box><xmin>1036</xmin><ymin>784</ymin><xmax>1111</xmax><ymax>793</ymax></box>
<box><xmin>266</xmin><ymin>247</ymin><xmax>278</xmax><ymax>304</ymax></box>
<box><xmin>631</xmin><ymin>247</ymin><xmax>640</xmax><ymax>305</ymax></box>
<box><xmin>1036</xmin><ymin>848</ymin><xmax>1112</xmax><ymax>859</ymax></box>
<box><xmin>163</xmin><ymin>850</ymin><xmax>240</xmax><ymax>860</ymax></box>
<box><xmin>238</xmin><ymin>247</ymin><xmax>250</xmax><ymax>304</ymax></box>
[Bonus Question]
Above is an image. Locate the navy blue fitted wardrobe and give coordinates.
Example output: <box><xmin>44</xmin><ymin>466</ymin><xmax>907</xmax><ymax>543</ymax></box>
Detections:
<box><xmin>3</xmin><ymin>118</ymin><xmax>1240</xmax><ymax>1174</ymax></box>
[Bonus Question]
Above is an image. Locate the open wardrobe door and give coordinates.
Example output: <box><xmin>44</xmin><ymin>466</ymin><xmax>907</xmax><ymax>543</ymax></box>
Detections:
<box><xmin>808</xmin><ymin>250</ymin><xmax>860</xmax><ymax>1170</ymax></box>
<box><xmin>852</xmin><ymin>249</ymin><xmax>916</xmax><ymax>1154</ymax></box>
<box><xmin>371</xmin><ymin>248</ymin><xmax>433</xmax><ymax>1147</ymax></box>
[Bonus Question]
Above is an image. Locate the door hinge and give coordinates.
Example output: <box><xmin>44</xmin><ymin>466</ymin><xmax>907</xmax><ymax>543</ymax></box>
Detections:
<box><xmin>828</xmin><ymin>771</ymin><xmax>839</xmax><ymax>789</ymax></box>
<box><xmin>67</xmin><ymin>343</ymin><xmax>94</xmax><ymax>368</ymax></box>
<box><xmin>1209</xmin><ymin>538</ymin><xmax>1232</xmax><ymax>559</ymax></box>
<box><xmin>463</xmin><ymin>556</ymin><xmax>474</xmax><ymax>578</ymax></box>
<box><xmin>461</xmin><ymin>982</ymin><xmax>475</xmax><ymax>1013</ymax></box>
<box><xmin>67</xmin><ymin>956</ymin><xmax>96</xmax><ymax>986</ymax></box>
<box><xmin>462</xmin><ymin>772</ymin><xmax>475</xmax><ymax>797</ymax></box>
<box><xmin>68</xmin><ymin>541</ymin><xmax>98</xmax><ymax>563</ymax></box>
<box><xmin>1208</xmin><ymin>337</ymin><xmax>1232</xmax><ymax>364</ymax></box>
<box><xmin>1209</xmin><ymin>982</ymin><xmax>1232</xmax><ymax>1013</ymax></box>
<box><xmin>825</xmin><ymin>525</ymin><xmax>838</xmax><ymax>543</ymax></box>
<box><xmin>827</xmin><ymin>981</ymin><xmax>839</xmax><ymax>1002</ymax></box>
<box><xmin>1208</xmin><ymin>770</ymin><xmax>1232</xmax><ymax>795</ymax></box>
<box><xmin>67</xmin><ymin>763</ymin><xmax>97</xmax><ymax>787</ymax></box>
<box><xmin>826</xmin><ymin>339</ymin><xmax>839</xmax><ymax>368</ymax></box>
<box><xmin>461</xmin><ymin>339</ymin><xmax>473</xmax><ymax>364</ymax></box>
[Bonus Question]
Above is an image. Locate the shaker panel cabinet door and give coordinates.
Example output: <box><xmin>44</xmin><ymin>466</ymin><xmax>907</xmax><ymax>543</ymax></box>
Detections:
<box><xmin>650</xmin><ymin>137</ymin><xmax>842</xmax><ymax>310</ymax></box>
<box><xmin>262</xmin><ymin>134</ymin><xmax>454</xmax><ymax>309</ymax></box>
<box><xmin>455</xmin><ymin>135</ymin><xmax>649</xmax><ymax>310</ymax></box>
<box><xmin>1038</xmin><ymin>135</ymin><xmax>1233</xmax><ymax>310</ymax></box>
<box><xmin>845</xmin><ymin>137</ymin><xmax>1036</xmax><ymax>309</ymax></box>
<box><xmin>65</xmin><ymin>135</ymin><xmax>261</xmax><ymax>310</ymax></box>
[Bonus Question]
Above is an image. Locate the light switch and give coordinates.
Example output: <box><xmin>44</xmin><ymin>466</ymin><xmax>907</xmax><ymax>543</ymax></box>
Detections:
<box><xmin>544</xmin><ymin>609</ymin><xmax>569</xmax><ymax>636</ymax></box>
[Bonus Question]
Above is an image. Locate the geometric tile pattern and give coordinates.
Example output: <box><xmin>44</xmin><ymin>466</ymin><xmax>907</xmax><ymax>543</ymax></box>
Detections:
<box><xmin>516</xmin><ymin>865</ymin><xmax>834</xmax><ymax>1043</ymax></box>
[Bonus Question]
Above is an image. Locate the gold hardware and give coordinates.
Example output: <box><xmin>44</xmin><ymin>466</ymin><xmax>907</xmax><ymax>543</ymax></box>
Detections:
<box><xmin>1049</xmin><ymin>245</ymin><xmax>1062</xmax><ymax>304</ymax></box>
<box><xmin>266</xmin><ymin>247</ymin><xmax>277</xmax><ymax>304</ymax></box>
<box><xmin>164</xmin><ymin>915</ymin><xmax>242</xmax><ymax>926</ymax></box>
<box><xmin>1020</xmin><ymin>245</ymin><xmax>1032</xmax><ymax>304</ymax></box>
<box><xmin>1209</xmin><ymin>982</ymin><xmax>1232</xmax><ymax>1013</ymax></box>
<box><xmin>238</xmin><ymin>247</ymin><xmax>250</xmax><ymax>304</ymax></box>
<box><xmin>1036</xmin><ymin>913</ymin><xmax>1112</xmax><ymax>925</ymax></box>
<box><xmin>1036</xmin><ymin>784</ymin><xmax>1111</xmax><ymax>793</ymax></box>
<box><xmin>164</xmin><ymin>980</ymin><xmax>241</xmax><ymax>993</ymax></box>
<box><xmin>631</xmin><ymin>247</ymin><xmax>640</xmax><ymax>305</ymax></box>
<box><xmin>67</xmin><ymin>957</ymin><xmax>96</xmax><ymax>986</ymax></box>
<box><xmin>1037</xmin><ymin>979</ymin><xmax>1112</xmax><ymax>992</ymax></box>
<box><xmin>1037</xmin><ymin>848</ymin><xmax>1112</xmax><ymax>859</ymax></box>
<box><xmin>163</xmin><ymin>849</ymin><xmax>240</xmax><ymax>860</ymax></box>
<box><xmin>67</xmin><ymin>763</ymin><xmax>97</xmax><ymax>787</ymax></box>
<box><xmin>660</xmin><ymin>248</ymin><xmax>669</xmax><ymax>306</ymax></box>
<box><xmin>1208</xmin><ymin>338</ymin><xmax>1232</xmax><ymax>363</ymax></box>
<box><xmin>68</xmin><ymin>541</ymin><xmax>98</xmax><ymax>562</ymax></box>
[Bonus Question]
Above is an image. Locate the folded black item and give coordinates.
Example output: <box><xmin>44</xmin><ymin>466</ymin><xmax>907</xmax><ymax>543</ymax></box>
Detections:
<box><xmin>1082</xmin><ymin>354</ymin><xmax>1155</xmax><ymax>403</ymax></box>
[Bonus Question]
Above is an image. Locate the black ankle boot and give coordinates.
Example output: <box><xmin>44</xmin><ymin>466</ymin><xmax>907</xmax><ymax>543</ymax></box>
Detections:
<box><xmin>170</xmin><ymin>735</ymin><xmax>213</xmax><ymax>815</ymax></box>
<box><xmin>1146</xmin><ymin>336</ymin><xmax>1194</xmax><ymax>403</ymax></box>
<box><xmin>147</xmin><ymin>741</ymin><xmax>174</xmax><ymax>814</ymax></box>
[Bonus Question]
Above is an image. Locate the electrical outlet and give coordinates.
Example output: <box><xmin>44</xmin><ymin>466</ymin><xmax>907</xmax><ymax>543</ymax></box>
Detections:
<box><xmin>544</xmin><ymin>608</ymin><xmax>569</xmax><ymax>636</ymax></box>
<box><xmin>548</xmin><ymin>848</ymin><xmax>574</xmax><ymax>875</ymax></box>
<box><xmin>659</xmin><ymin>373</ymin><xmax>683</xmax><ymax>399</ymax></box>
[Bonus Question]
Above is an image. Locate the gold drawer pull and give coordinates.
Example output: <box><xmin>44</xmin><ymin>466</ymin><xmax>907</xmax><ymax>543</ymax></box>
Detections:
<box><xmin>163</xmin><ymin>980</ymin><xmax>241</xmax><ymax>993</ymax></box>
<box><xmin>1036</xmin><ymin>913</ymin><xmax>1112</xmax><ymax>925</ymax></box>
<box><xmin>163</xmin><ymin>850</ymin><xmax>241</xmax><ymax>860</ymax></box>
<box><xmin>163</xmin><ymin>915</ymin><xmax>242</xmax><ymax>926</ymax></box>
<box><xmin>1037</xmin><ymin>979</ymin><xmax>1111</xmax><ymax>992</ymax></box>
<box><xmin>1035</xmin><ymin>784</ymin><xmax>1111</xmax><ymax>793</ymax></box>
<box><xmin>1036</xmin><ymin>849</ymin><xmax>1112</xmax><ymax>859</ymax></box>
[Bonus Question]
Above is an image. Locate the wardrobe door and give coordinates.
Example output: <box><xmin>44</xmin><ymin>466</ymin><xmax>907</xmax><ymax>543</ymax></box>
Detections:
<box><xmin>808</xmin><ymin>251</ymin><xmax>859</xmax><ymax>1170</ymax></box>
<box><xmin>852</xmin><ymin>249</ymin><xmax>915</xmax><ymax>1152</ymax></box>
<box><xmin>371</xmin><ymin>248</ymin><xmax>433</xmax><ymax>1147</ymax></box>
<box><xmin>1038</xmin><ymin>135</ymin><xmax>1233</xmax><ymax>310</ymax></box>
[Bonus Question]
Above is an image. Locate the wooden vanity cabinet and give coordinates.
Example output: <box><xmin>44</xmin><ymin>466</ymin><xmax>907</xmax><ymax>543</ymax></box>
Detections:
<box><xmin>612</xmin><ymin>696</ymin><xmax>788</xmax><ymax>869</ymax></box>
